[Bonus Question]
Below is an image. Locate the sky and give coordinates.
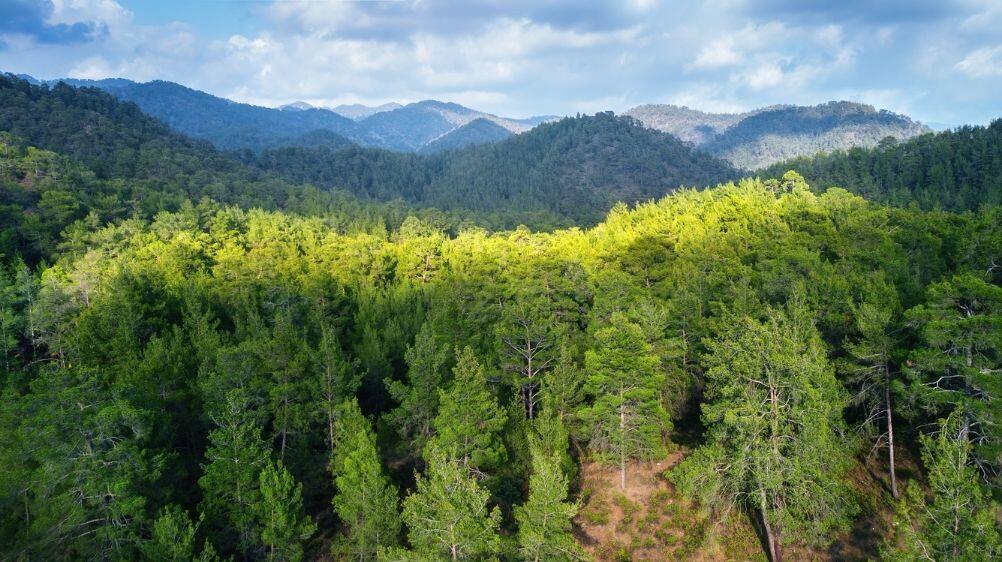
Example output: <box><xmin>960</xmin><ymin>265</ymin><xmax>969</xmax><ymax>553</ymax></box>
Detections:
<box><xmin>0</xmin><ymin>1</ymin><xmax>999</xmax><ymax>126</ymax></box>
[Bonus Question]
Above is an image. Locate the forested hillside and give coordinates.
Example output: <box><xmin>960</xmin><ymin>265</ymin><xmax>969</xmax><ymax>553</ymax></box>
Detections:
<box><xmin>760</xmin><ymin>121</ymin><xmax>1002</xmax><ymax>211</ymax></box>
<box><xmin>627</xmin><ymin>101</ymin><xmax>929</xmax><ymax>169</ymax></box>
<box><xmin>43</xmin><ymin>77</ymin><xmax>370</xmax><ymax>151</ymax></box>
<box><xmin>26</xmin><ymin>76</ymin><xmax>550</xmax><ymax>153</ymax></box>
<box><xmin>0</xmin><ymin>72</ymin><xmax>999</xmax><ymax>562</ymax></box>
<box><xmin>0</xmin><ymin>74</ymin><xmax>468</xmax><ymax>263</ymax></box>
<box><xmin>418</xmin><ymin>118</ymin><xmax>513</xmax><ymax>154</ymax></box>
<box><xmin>0</xmin><ymin>171</ymin><xmax>998</xmax><ymax>561</ymax></box>
<box><xmin>250</xmin><ymin>112</ymin><xmax>741</xmax><ymax>225</ymax></box>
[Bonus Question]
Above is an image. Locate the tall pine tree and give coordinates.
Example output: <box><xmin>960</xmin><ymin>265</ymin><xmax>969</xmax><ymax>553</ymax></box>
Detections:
<box><xmin>514</xmin><ymin>445</ymin><xmax>585</xmax><ymax>562</ymax></box>
<box><xmin>425</xmin><ymin>347</ymin><xmax>507</xmax><ymax>474</ymax></box>
<box><xmin>581</xmin><ymin>311</ymin><xmax>669</xmax><ymax>488</ymax></box>
<box><xmin>331</xmin><ymin>399</ymin><xmax>401</xmax><ymax>560</ymax></box>
<box><xmin>882</xmin><ymin>411</ymin><xmax>1001</xmax><ymax>561</ymax></box>
<box><xmin>257</xmin><ymin>460</ymin><xmax>316</xmax><ymax>562</ymax></box>
<box><xmin>385</xmin><ymin>323</ymin><xmax>451</xmax><ymax>457</ymax></box>
<box><xmin>672</xmin><ymin>304</ymin><xmax>857</xmax><ymax>561</ymax></box>
<box><xmin>390</xmin><ymin>447</ymin><xmax>502</xmax><ymax>561</ymax></box>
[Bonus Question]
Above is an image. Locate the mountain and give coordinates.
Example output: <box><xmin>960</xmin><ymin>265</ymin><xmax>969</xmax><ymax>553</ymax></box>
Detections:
<box><xmin>38</xmin><ymin>77</ymin><xmax>370</xmax><ymax>151</ymax></box>
<box><xmin>24</xmin><ymin>75</ymin><xmax>549</xmax><ymax>153</ymax></box>
<box><xmin>0</xmin><ymin>73</ymin><xmax>459</xmax><ymax>262</ymax></box>
<box><xmin>625</xmin><ymin>104</ymin><xmax>749</xmax><ymax>145</ymax></box>
<box><xmin>626</xmin><ymin>101</ymin><xmax>929</xmax><ymax>169</ymax></box>
<box><xmin>761</xmin><ymin>120</ymin><xmax>1002</xmax><ymax>211</ymax></box>
<box><xmin>251</xmin><ymin>112</ymin><xmax>740</xmax><ymax>225</ymax></box>
<box><xmin>419</xmin><ymin>118</ymin><xmax>513</xmax><ymax>154</ymax></box>
<box><xmin>357</xmin><ymin>100</ymin><xmax>543</xmax><ymax>151</ymax></box>
<box><xmin>331</xmin><ymin>102</ymin><xmax>402</xmax><ymax>120</ymax></box>
<box><xmin>278</xmin><ymin>101</ymin><xmax>315</xmax><ymax>111</ymax></box>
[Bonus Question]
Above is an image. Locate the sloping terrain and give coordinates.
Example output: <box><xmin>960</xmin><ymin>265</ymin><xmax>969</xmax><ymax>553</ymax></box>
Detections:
<box><xmin>25</xmin><ymin>76</ymin><xmax>547</xmax><ymax>153</ymax></box>
<box><xmin>418</xmin><ymin>118</ymin><xmax>513</xmax><ymax>154</ymax></box>
<box><xmin>252</xmin><ymin>112</ymin><xmax>741</xmax><ymax>224</ymax></box>
<box><xmin>626</xmin><ymin>101</ymin><xmax>929</xmax><ymax>169</ymax></box>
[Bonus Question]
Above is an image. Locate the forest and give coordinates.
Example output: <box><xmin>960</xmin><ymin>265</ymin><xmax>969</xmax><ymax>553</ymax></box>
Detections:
<box><xmin>0</xmin><ymin>74</ymin><xmax>1000</xmax><ymax>561</ymax></box>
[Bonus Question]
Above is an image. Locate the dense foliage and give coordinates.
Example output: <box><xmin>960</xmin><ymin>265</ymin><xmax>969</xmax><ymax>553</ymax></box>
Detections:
<box><xmin>0</xmin><ymin>74</ymin><xmax>999</xmax><ymax>561</ymax></box>
<box><xmin>0</xmin><ymin>170</ymin><xmax>998</xmax><ymax>559</ymax></box>
<box><xmin>249</xmin><ymin>112</ymin><xmax>741</xmax><ymax>225</ymax></box>
<box><xmin>418</xmin><ymin>118</ymin><xmax>513</xmax><ymax>154</ymax></box>
<box><xmin>761</xmin><ymin>120</ymin><xmax>1002</xmax><ymax>211</ymax></box>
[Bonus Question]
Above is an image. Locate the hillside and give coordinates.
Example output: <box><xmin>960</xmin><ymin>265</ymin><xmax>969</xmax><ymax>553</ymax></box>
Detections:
<box><xmin>40</xmin><ymin>77</ymin><xmax>370</xmax><ymax>151</ymax></box>
<box><xmin>760</xmin><ymin>120</ymin><xmax>1002</xmax><ymax>210</ymax></box>
<box><xmin>1</xmin><ymin>72</ymin><xmax>1000</xmax><ymax>562</ymax></box>
<box><xmin>418</xmin><ymin>118</ymin><xmax>513</xmax><ymax>154</ymax></box>
<box><xmin>1</xmin><ymin>173</ymin><xmax>997</xmax><ymax>561</ymax></box>
<box><xmin>251</xmin><ymin>112</ymin><xmax>741</xmax><ymax>224</ymax></box>
<box><xmin>330</xmin><ymin>101</ymin><xmax>403</xmax><ymax>120</ymax></box>
<box><xmin>26</xmin><ymin>76</ymin><xmax>549</xmax><ymax>153</ymax></box>
<box><xmin>0</xmin><ymin>74</ymin><xmax>459</xmax><ymax>262</ymax></box>
<box><xmin>625</xmin><ymin>104</ymin><xmax>749</xmax><ymax>145</ymax></box>
<box><xmin>626</xmin><ymin>101</ymin><xmax>929</xmax><ymax>169</ymax></box>
<box><xmin>356</xmin><ymin>100</ymin><xmax>541</xmax><ymax>151</ymax></box>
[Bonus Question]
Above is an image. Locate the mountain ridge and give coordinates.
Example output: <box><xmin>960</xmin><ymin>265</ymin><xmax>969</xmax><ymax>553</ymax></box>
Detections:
<box><xmin>626</xmin><ymin>100</ymin><xmax>929</xmax><ymax>169</ymax></box>
<box><xmin>20</xmin><ymin>74</ymin><xmax>551</xmax><ymax>153</ymax></box>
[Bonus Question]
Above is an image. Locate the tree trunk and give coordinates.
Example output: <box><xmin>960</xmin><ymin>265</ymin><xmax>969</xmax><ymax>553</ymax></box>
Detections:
<box><xmin>759</xmin><ymin>489</ymin><xmax>780</xmax><ymax>562</ymax></box>
<box><xmin>619</xmin><ymin>386</ymin><xmax>627</xmax><ymax>490</ymax></box>
<box><xmin>280</xmin><ymin>425</ymin><xmax>287</xmax><ymax>459</ymax></box>
<box><xmin>527</xmin><ymin>351</ymin><xmax>534</xmax><ymax>419</ymax></box>
<box><xmin>885</xmin><ymin>375</ymin><xmax>898</xmax><ymax>498</ymax></box>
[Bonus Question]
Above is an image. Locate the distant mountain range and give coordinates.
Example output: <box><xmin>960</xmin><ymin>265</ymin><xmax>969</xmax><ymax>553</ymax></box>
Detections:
<box><xmin>1</xmin><ymin>72</ymin><xmax>994</xmax><ymax>233</ymax></box>
<box><xmin>625</xmin><ymin>101</ymin><xmax>929</xmax><ymax>169</ymax></box>
<box><xmin>16</xmin><ymin>74</ymin><xmax>931</xmax><ymax>169</ymax></box>
<box><xmin>250</xmin><ymin>111</ymin><xmax>740</xmax><ymax>225</ymax></box>
<box><xmin>20</xmin><ymin>75</ymin><xmax>556</xmax><ymax>153</ymax></box>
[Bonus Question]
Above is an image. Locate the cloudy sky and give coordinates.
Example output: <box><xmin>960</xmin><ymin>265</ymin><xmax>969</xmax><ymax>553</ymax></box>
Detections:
<box><xmin>1</xmin><ymin>0</ymin><xmax>999</xmax><ymax>126</ymax></box>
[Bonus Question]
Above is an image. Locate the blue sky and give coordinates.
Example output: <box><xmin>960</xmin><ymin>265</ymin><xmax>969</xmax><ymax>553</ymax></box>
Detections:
<box><xmin>1</xmin><ymin>1</ymin><xmax>999</xmax><ymax>126</ymax></box>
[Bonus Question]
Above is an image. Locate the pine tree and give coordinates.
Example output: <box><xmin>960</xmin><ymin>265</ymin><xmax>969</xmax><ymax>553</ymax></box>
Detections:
<box><xmin>581</xmin><ymin>311</ymin><xmax>669</xmax><ymax>488</ymax></box>
<box><xmin>904</xmin><ymin>273</ymin><xmax>1002</xmax><ymax>484</ymax></box>
<box><xmin>385</xmin><ymin>323</ymin><xmax>451</xmax><ymax>456</ymax></box>
<box><xmin>142</xmin><ymin>505</ymin><xmax>219</xmax><ymax>562</ymax></box>
<box><xmin>425</xmin><ymin>347</ymin><xmax>508</xmax><ymax>473</ymax></box>
<box><xmin>882</xmin><ymin>411</ymin><xmax>1001</xmax><ymax>561</ymax></box>
<box><xmin>311</xmin><ymin>324</ymin><xmax>360</xmax><ymax>454</ymax></box>
<box><xmin>257</xmin><ymin>460</ymin><xmax>316</xmax><ymax>562</ymax></box>
<box><xmin>331</xmin><ymin>399</ymin><xmax>401</xmax><ymax>561</ymax></box>
<box><xmin>539</xmin><ymin>344</ymin><xmax>585</xmax><ymax>426</ymax></box>
<box><xmin>496</xmin><ymin>300</ymin><xmax>559</xmax><ymax>419</ymax></box>
<box><xmin>672</xmin><ymin>304</ymin><xmax>857</xmax><ymax>561</ymax></box>
<box><xmin>265</xmin><ymin>309</ymin><xmax>313</xmax><ymax>459</ymax></box>
<box><xmin>199</xmin><ymin>390</ymin><xmax>270</xmax><ymax>555</ymax></box>
<box><xmin>394</xmin><ymin>447</ymin><xmax>502</xmax><ymax>561</ymax></box>
<box><xmin>841</xmin><ymin>301</ymin><xmax>901</xmax><ymax>497</ymax></box>
<box><xmin>514</xmin><ymin>445</ymin><xmax>585</xmax><ymax>562</ymax></box>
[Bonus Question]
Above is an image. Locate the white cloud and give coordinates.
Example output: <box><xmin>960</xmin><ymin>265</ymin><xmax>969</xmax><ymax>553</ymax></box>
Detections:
<box><xmin>955</xmin><ymin>45</ymin><xmax>1002</xmax><ymax>77</ymax></box>
<box><xmin>49</xmin><ymin>0</ymin><xmax>131</xmax><ymax>29</ymax></box>
<box><xmin>3</xmin><ymin>0</ymin><xmax>1000</xmax><ymax>123</ymax></box>
<box><xmin>691</xmin><ymin>38</ymin><xmax>743</xmax><ymax>69</ymax></box>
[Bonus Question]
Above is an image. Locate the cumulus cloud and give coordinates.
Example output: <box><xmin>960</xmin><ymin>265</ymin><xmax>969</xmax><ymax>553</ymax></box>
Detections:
<box><xmin>744</xmin><ymin>0</ymin><xmax>964</xmax><ymax>25</ymax></box>
<box><xmin>955</xmin><ymin>45</ymin><xmax>1002</xmax><ymax>78</ymax></box>
<box><xmin>0</xmin><ymin>0</ymin><xmax>106</xmax><ymax>45</ymax></box>
<box><xmin>0</xmin><ymin>0</ymin><xmax>998</xmax><ymax>124</ymax></box>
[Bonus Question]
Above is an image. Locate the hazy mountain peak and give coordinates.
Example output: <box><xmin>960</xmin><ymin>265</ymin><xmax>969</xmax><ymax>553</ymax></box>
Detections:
<box><xmin>330</xmin><ymin>102</ymin><xmax>403</xmax><ymax>120</ymax></box>
<box><xmin>279</xmin><ymin>101</ymin><xmax>315</xmax><ymax>111</ymax></box>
